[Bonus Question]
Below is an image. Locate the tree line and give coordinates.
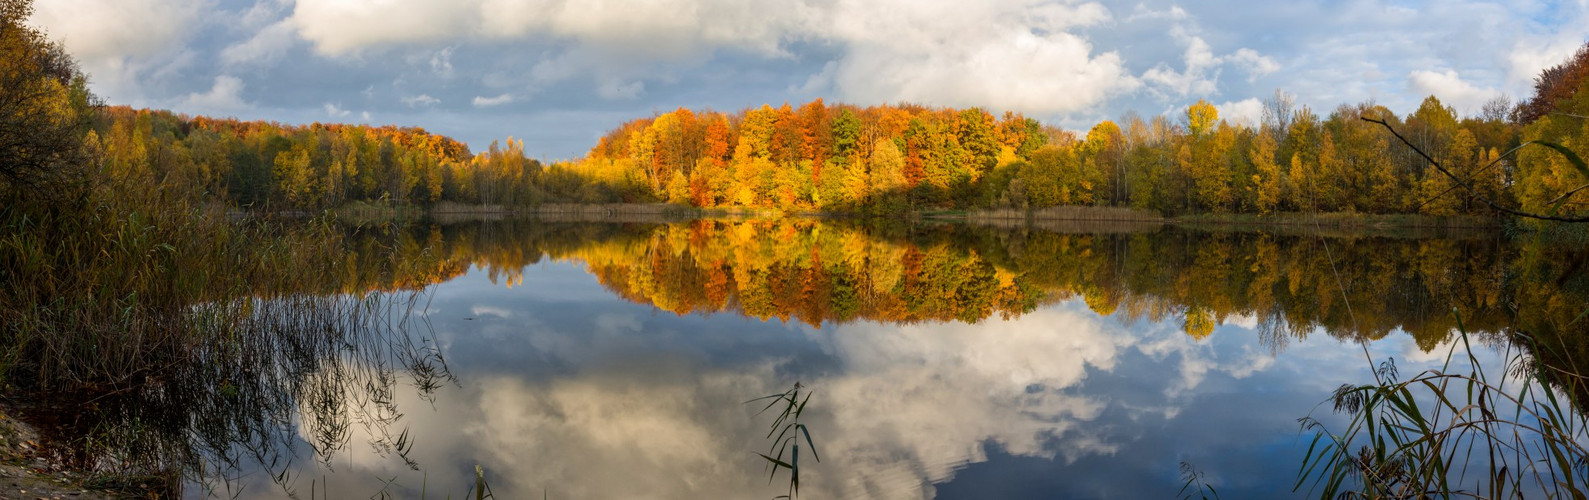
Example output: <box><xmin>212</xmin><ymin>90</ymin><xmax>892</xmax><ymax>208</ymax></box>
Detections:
<box><xmin>8</xmin><ymin>0</ymin><xmax>1589</xmax><ymax>220</ymax></box>
<box><xmin>577</xmin><ymin>95</ymin><xmax>1537</xmax><ymax>216</ymax></box>
<box><xmin>572</xmin><ymin>42</ymin><xmax>1589</xmax><ymax>218</ymax></box>
<box><xmin>55</xmin><ymin>41</ymin><xmax>1589</xmax><ymax>219</ymax></box>
<box><xmin>88</xmin><ymin>107</ymin><xmax>551</xmax><ymax>209</ymax></box>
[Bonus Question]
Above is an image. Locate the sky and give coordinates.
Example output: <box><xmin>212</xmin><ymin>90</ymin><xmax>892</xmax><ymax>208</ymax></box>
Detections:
<box><xmin>27</xmin><ymin>0</ymin><xmax>1589</xmax><ymax>160</ymax></box>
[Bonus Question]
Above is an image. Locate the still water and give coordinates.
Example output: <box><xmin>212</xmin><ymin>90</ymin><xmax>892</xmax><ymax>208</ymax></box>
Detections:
<box><xmin>145</xmin><ymin>219</ymin><xmax>1581</xmax><ymax>498</ymax></box>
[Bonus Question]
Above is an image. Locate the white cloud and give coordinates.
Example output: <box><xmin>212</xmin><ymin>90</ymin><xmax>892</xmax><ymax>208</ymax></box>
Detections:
<box><xmin>29</xmin><ymin>0</ymin><xmax>203</xmax><ymax>61</ymax></box>
<box><xmin>1136</xmin><ymin>11</ymin><xmax>1278</xmax><ymax>101</ymax></box>
<box><xmin>29</xmin><ymin>0</ymin><xmax>205</xmax><ymax>104</ymax></box>
<box><xmin>1125</xmin><ymin>3</ymin><xmax>1189</xmax><ymax>22</ymax></box>
<box><xmin>221</xmin><ymin>20</ymin><xmax>299</xmax><ymax>67</ymax></box>
<box><xmin>280</xmin><ymin>0</ymin><xmax>1135</xmax><ymax>115</ymax></box>
<box><xmin>429</xmin><ymin>47</ymin><xmax>455</xmax><ymax>78</ymax></box>
<box><xmin>472</xmin><ymin>93</ymin><xmax>516</xmax><ymax>107</ymax></box>
<box><xmin>1228</xmin><ymin>48</ymin><xmax>1281</xmax><ymax>82</ymax></box>
<box><xmin>179</xmin><ymin>75</ymin><xmax>250</xmax><ymax>113</ymax></box>
<box><xmin>1142</xmin><ymin>35</ymin><xmax>1221</xmax><ymax>97</ymax></box>
<box><xmin>402</xmin><ymin>94</ymin><xmax>441</xmax><ymax>107</ymax></box>
<box><xmin>323</xmin><ymin>102</ymin><xmax>350</xmax><ymax>118</ymax></box>
<box><xmin>1506</xmin><ymin>4</ymin><xmax>1589</xmax><ymax>85</ymax></box>
<box><xmin>1215</xmin><ymin>98</ymin><xmax>1263</xmax><ymax>127</ymax></box>
<box><xmin>1407</xmin><ymin>69</ymin><xmax>1499</xmax><ymax>115</ymax></box>
<box><xmin>287</xmin><ymin>0</ymin><xmax>804</xmax><ymax>58</ymax></box>
<box><xmin>288</xmin><ymin>0</ymin><xmax>469</xmax><ymax>56</ymax></box>
<box><xmin>820</xmin><ymin>0</ymin><xmax>1133</xmax><ymax>115</ymax></box>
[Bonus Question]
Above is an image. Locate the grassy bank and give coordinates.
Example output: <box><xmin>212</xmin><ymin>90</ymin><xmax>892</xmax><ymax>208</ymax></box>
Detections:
<box><xmin>1170</xmin><ymin>212</ymin><xmax>1505</xmax><ymax>239</ymax></box>
<box><xmin>1172</xmin><ymin>211</ymin><xmax>1502</xmax><ymax>229</ymax></box>
<box><xmin>333</xmin><ymin>201</ymin><xmax>708</xmax><ymax>224</ymax></box>
<box><xmin>333</xmin><ymin>201</ymin><xmax>1527</xmax><ymax>237</ymax></box>
<box><xmin>534</xmin><ymin>202</ymin><xmax>704</xmax><ymax>222</ymax></box>
<box><xmin>955</xmin><ymin>206</ymin><xmax>1166</xmax><ymax>222</ymax></box>
<box><xmin>923</xmin><ymin>206</ymin><xmax>1166</xmax><ymax>234</ymax></box>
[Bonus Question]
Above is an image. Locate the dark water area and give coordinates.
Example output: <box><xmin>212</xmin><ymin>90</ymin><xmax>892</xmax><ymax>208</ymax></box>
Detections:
<box><xmin>32</xmin><ymin>218</ymin><xmax>1589</xmax><ymax>499</ymax></box>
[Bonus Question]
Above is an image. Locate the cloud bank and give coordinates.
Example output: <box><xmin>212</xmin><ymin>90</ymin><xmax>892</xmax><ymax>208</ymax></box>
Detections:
<box><xmin>27</xmin><ymin>0</ymin><xmax>1589</xmax><ymax>158</ymax></box>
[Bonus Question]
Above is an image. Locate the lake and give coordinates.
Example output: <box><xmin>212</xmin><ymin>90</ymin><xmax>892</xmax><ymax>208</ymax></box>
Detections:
<box><xmin>48</xmin><ymin>218</ymin><xmax>1586</xmax><ymax>499</ymax></box>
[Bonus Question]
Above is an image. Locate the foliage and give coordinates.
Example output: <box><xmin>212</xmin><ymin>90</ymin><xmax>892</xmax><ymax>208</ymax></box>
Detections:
<box><xmin>0</xmin><ymin>0</ymin><xmax>96</xmax><ymax>201</ymax></box>
<box><xmin>533</xmin><ymin>42</ymin><xmax>1589</xmax><ymax>220</ymax></box>
<box><xmin>54</xmin><ymin>41</ymin><xmax>1589</xmax><ymax>221</ymax></box>
<box><xmin>1516</xmin><ymin>42</ymin><xmax>1589</xmax><ymax>124</ymax></box>
<box><xmin>570</xmin><ymin>95</ymin><xmax>1525</xmax><ymax>217</ymax></box>
<box><xmin>87</xmin><ymin>107</ymin><xmax>544</xmax><ymax>210</ymax></box>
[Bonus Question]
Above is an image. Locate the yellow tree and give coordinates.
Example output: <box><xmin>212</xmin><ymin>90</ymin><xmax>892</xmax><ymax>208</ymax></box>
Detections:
<box><xmin>1181</xmin><ymin>102</ymin><xmax>1234</xmax><ymax>212</ymax></box>
<box><xmin>1284</xmin><ymin>107</ymin><xmax>1322</xmax><ymax>211</ymax></box>
<box><xmin>1315</xmin><ymin>133</ymin><xmax>1347</xmax><ymax>211</ymax></box>
<box><xmin>1437</xmin><ymin>129</ymin><xmax>1484</xmax><ymax>214</ymax></box>
<box><xmin>665</xmin><ymin>170</ymin><xmax>690</xmax><ymax>204</ymax></box>
<box><xmin>1326</xmin><ymin>104</ymin><xmax>1400</xmax><ymax>213</ymax></box>
<box><xmin>1186</xmin><ymin>100</ymin><xmax>1219</xmax><ymax>138</ymax></box>
<box><xmin>1082</xmin><ymin>120</ymin><xmax>1125</xmax><ymax>204</ymax></box>
<box><xmin>1249</xmin><ymin>130</ymin><xmax>1283</xmax><ymax>213</ymax></box>
<box><xmin>0</xmin><ymin>0</ymin><xmax>94</xmax><ymax>198</ymax></box>
<box><xmin>273</xmin><ymin>145</ymin><xmax>317</xmax><ymax>208</ymax></box>
<box><xmin>869</xmin><ymin>140</ymin><xmax>907</xmax><ymax>194</ymax></box>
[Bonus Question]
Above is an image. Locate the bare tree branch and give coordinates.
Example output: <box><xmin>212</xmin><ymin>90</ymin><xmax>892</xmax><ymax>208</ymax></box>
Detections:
<box><xmin>1361</xmin><ymin>117</ymin><xmax>1589</xmax><ymax>223</ymax></box>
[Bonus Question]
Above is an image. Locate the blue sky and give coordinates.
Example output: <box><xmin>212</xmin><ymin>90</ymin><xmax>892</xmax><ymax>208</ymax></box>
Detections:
<box><xmin>29</xmin><ymin>0</ymin><xmax>1589</xmax><ymax>159</ymax></box>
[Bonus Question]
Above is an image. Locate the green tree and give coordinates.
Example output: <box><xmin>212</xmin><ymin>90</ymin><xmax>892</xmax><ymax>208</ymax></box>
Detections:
<box><xmin>0</xmin><ymin>0</ymin><xmax>95</xmax><ymax>200</ymax></box>
<box><xmin>273</xmin><ymin>145</ymin><xmax>317</xmax><ymax>208</ymax></box>
<box><xmin>832</xmin><ymin>109</ymin><xmax>861</xmax><ymax>161</ymax></box>
<box><xmin>957</xmin><ymin>108</ymin><xmax>999</xmax><ymax>178</ymax></box>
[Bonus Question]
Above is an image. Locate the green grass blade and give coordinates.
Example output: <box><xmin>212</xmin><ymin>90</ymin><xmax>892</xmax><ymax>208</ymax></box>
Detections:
<box><xmin>799</xmin><ymin>424</ymin><xmax>820</xmax><ymax>462</ymax></box>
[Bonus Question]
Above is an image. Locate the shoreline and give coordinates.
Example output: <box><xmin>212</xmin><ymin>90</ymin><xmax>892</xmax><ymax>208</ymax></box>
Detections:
<box><xmin>0</xmin><ymin>403</ymin><xmax>142</xmax><ymax>499</ymax></box>
<box><xmin>314</xmin><ymin>201</ymin><xmax>1515</xmax><ymax>233</ymax></box>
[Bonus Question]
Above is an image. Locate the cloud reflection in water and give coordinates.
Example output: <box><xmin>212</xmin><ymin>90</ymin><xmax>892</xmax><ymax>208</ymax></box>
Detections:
<box><xmin>239</xmin><ymin>257</ymin><xmax>1468</xmax><ymax>499</ymax></box>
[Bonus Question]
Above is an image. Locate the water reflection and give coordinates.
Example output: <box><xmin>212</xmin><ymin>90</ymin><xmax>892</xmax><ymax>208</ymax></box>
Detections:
<box><xmin>250</xmin><ymin>261</ymin><xmax>1485</xmax><ymax>498</ymax></box>
<box><xmin>537</xmin><ymin>220</ymin><xmax>1521</xmax><ymax>345</ymax></box>
<box><xmin>28</xmin><ymin>219</ymin><xmax>1589</xmax><ymax>498</ymax></box>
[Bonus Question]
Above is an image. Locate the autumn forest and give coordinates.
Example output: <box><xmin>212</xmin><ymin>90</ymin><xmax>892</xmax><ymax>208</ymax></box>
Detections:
<box><xmin>78</xmin><ymin>41</ymin><xmax>1589</xmax><ymax>220</ymax></box>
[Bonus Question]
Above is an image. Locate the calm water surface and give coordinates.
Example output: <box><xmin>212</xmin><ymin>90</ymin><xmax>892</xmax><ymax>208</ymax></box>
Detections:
<box><xmin>161</xmin><ymin>219</ymin><xmax>1581</xmax><ymax>499</ymax></box>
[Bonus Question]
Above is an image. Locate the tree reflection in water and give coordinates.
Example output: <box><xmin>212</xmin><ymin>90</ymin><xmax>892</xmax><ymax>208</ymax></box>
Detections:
<box><xmin>22</xmin><ymin>218</ymin><xmax>1589</xmax><ymax>498</ymax></box>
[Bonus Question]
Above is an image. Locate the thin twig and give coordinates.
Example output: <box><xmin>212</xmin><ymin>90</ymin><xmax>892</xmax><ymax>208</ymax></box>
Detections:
<box><xmin>1361</xmin><ymin>117</ymin><xmax>1589</xmax><ymax>223</ymax></box>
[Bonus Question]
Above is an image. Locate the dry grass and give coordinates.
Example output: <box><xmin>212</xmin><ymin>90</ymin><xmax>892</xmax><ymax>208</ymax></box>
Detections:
<box><xmin>957</xmin><ymin>205</ymin><xmax>1164</xmax><ymax>222</ymax></box>
<box><xmin>0</xmin><ymin>163</ymin><xmax>468</xmax><ymax>497</ymax></box>
<box><xmin>534</xmin><ymin>203</ymin><xmax>699</xmax><ymax>222</ymax></box>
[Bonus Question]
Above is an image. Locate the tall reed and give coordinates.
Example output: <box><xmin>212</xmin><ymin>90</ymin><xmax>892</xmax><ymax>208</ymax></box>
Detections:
<box><xmin>0</xmin><ymin>156</ymin><xmax>464</xmax><ymax>496</ymax></box>
<box><xmin>747</xmin><ymin>382</ymin><xmax>820</xmax><ymax>499</ymax></box>
<box><xmin>1295</xmin><ymin>310</ymin><xmax>1589</xmax><ymax>498</ymax></box>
